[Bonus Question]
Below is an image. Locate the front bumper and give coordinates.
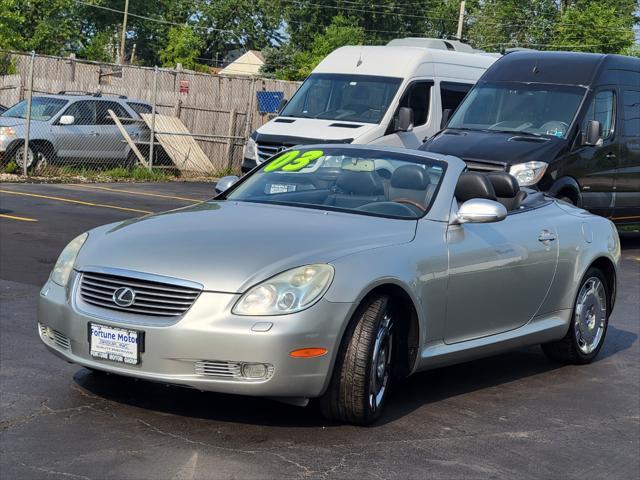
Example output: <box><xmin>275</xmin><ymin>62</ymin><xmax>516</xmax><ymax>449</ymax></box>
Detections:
<box><xmin>37</xmin><ymin>276</ymin><xmax>354</xmax><ymax>398</ymax></box>
<box><xmin>241</xmin><ymin>157</ymin><xmax>258</xmax><ymax>173</ymax></box>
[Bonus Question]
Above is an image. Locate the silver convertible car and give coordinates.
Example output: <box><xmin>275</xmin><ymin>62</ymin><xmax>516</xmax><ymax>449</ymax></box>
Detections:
<box><xmin>38</xmin><ymin>145</ymin><xmax>620</xmax><ymax>425</ymax></box>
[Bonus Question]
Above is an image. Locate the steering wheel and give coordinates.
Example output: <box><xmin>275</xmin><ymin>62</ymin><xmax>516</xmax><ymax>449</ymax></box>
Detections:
<box><xmin>392</xmin><ymin>198</ymin><xmax>427</xmax><ymax>213</ymax></box>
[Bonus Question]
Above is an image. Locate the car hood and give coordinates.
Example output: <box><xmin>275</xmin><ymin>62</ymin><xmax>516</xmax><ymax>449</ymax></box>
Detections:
<box><xmin>257</xmin><ymin>117</ymin><xmax>377</xmax><ymax>142</ymax></box>
<box><xmin>0</xmin><ymin>117</ymin><xmax>27</xmax><ymax>128</ymax></box>
<box><xmin>75</xmin><ymin>201</ymin><xmax>417</xmax><ymax>293</ymax></box>
<box><xmin>422</xmin><ymin>129</ymin><xmax>569</xmax><ymax>167</ymax></box>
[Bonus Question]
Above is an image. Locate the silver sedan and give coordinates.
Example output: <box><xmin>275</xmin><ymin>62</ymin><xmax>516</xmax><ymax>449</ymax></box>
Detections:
<box><xmin>38</xmin><ymin>145</ymin><xmax>620</xmax><ymax>425</ymax></box>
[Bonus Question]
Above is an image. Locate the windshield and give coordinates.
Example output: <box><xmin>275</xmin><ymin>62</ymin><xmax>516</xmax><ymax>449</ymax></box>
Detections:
<box><xmin>280</xmin><ymin>74</ymin><xmax>402</xmax><ymax>124</ymax></box>
<box><xmin>225</xmin><ymin>147</ymin><xmax>446</xmax><ymax>219</ymax></box>
<box><xmin>1</xmin><ymin>97</ymin><xmax>68</xmax><ymax>121</ymax></box>
<box><xmin>448</xmin><ymin>82</ymin><xmax>587</xmax><ymax>138</ymax></box>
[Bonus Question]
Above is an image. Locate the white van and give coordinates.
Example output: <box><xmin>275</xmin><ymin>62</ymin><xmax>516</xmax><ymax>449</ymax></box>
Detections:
<box><xmin>242</xmin><ymin>40</ymin><xmax>497</xmax><ymax>172</ymax></box>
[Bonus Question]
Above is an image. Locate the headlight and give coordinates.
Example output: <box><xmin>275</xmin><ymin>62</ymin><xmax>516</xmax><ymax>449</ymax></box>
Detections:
<box><xmin>233</xmin><ymin>264</ymin><xmax>334</xmax><ymax>316</ymax></box>
<box><xmin>50</xmin><ymin>233</ymin><xmax>88</xmax><ymax>287</ymax></box>
<box><xmin>509</xmin><ymin>161</ymin><xmax>548</xmax><ymax>187</ymax></box>
<box><xmin>243</xmin><ymin>136</ymin><xmax>258</xmax><ymax>162</ymax></box>
<box><xmin>0</xmin><ymin>127</ymin><xmax>16</xmax><ymax>137</ymax></box>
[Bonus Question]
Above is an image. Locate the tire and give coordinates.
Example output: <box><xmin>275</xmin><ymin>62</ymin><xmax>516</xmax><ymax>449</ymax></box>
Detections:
<box><xmin>320</xmin><ymin>294</ymin><xmax>395</xmax><ymax>425</ymax></box>
<box><xmin>542</xmin><ymin>267</ymin><xmax>609</xmax><ymax>364</ymax></box>
<box><xmin>557</xmin><ymin>195</ymin><xmax>575</xmax><ymax>205</ymax></box>
<box><xmin>13</xmin><ymin>144</ymin><xmax>52</xmax><ymax>173</ymax></box>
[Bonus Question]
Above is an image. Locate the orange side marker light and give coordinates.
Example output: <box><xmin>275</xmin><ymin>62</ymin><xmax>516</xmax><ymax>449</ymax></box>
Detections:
<box><xmin>289</xmin><ymin>348</ymin><xmax>328</xmax><ymax>358</ymax></box>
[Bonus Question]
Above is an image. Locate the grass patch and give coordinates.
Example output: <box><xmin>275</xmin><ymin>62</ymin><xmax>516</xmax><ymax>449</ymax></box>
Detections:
<box><xmin>3</xmin><ymin>160</ymin><xmax>18</xmax><ymax>174</ymax></box>
<box><xmin>52</xmin><ymin>165</ymin><xmax>170</xmax><ymax>182</ymax></box>
<box><xmin>618</xmin><ymin>224</ymin><xmax>639</xmax><ymax>233</ymax></box>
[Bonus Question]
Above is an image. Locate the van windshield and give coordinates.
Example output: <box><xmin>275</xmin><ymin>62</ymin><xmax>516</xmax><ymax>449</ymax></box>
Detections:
<box><xmin>447</xmin><ymin>82</ymin><xmax>587</xmax><ymax>138</ymax></box>
<box><xmin>280</xmin><ymin>74</ymin><xmax>402</xmax><ymax>124</ymax></box>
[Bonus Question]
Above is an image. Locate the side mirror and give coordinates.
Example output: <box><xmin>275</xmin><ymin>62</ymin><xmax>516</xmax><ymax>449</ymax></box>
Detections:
<box><xmin>277</xmin><ymin>98</ymin><xmax>288</xmax><ymax>112</ymax></box>
<box><xmin>396</xmin><ymin>107</ymin><xmax>414</xmax><ymax>132</ymax></box>
<box><xmin>456</xmin><ymin>198</ymin><xmax>507</xmax><ymax>224</ymax></box>
<box><xmin>59</xmin><ymin>115</ymin><xmax>75</xmax><ymax>125</ymax></box>
<box><xmin>215</xmin><ymin>175</ymin><xmax>240</xmax><ymax>194</ymax></box>
<box><xmin>441</xmin><ymin>108</ymin><xmax>452</xmax><ymax>129</ymax></box>
<box><xmin>583</xmin><ymin>120</ymin><xmax>601</xmax><ymax>146</ymax></box>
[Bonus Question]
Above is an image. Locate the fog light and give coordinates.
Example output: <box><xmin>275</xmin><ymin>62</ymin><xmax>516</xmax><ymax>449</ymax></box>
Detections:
<box><xmin>241</xmin><ymin>363</ymin><xmax>270</xmax><ymax>379</ymax></box>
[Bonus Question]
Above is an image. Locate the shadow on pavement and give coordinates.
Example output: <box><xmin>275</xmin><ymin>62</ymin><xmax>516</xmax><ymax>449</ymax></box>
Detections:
<box><xmin>74</xmin><ymin>325</ymin><xmax>636</xmax><ymax>428</ymax></box>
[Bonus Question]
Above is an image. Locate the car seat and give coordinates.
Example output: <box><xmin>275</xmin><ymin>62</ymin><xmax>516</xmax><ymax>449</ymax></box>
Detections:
<box><xmin>324</xmin><ymin>160</ymin><xmax>386</xmax><ymax>209</ymax></box>
<box><xmin>454</xmin><ymin>172</ymin><xmax>497</xmax><ymax>205</ymax></box>
<box><xmin>486</xmin><ymin>171</ymin><xmax>527</xmax><ymax>210</ymax></box>
<box><xmin>388</xmin><ymin>164</ymin><xmax>436</xmax><ymax>212</ymax></box>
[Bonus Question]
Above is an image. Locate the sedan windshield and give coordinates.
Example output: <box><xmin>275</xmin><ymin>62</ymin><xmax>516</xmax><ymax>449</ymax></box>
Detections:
<box><xmin>1</xmin><ymin>97</ymin><xmax>68</xmax><ymax>121</ymax></box>
<box><xmin>225</xmin><ymin>148</ymin><xmax>446</xmax><ymax>219</ymax></box>
<box><xmin>448</xmin><ymin>82</ymin><xmax>587</xmax><ymax>138</ymax></box>
<box><xmin>280</xmin><ymin>74</ymin><xmax>402</xmax><ymax>124</ymax></box>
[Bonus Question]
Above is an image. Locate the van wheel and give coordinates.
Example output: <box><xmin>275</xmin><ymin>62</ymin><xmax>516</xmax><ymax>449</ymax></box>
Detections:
<box><xmin>542</xmin><ymin>267</ymin><xmax>609</xmax><ymax>364</ymax></box>
<box><xmin>319</xmin><ymin>294</ymin><xmax>395</xmax><ymax>425</ymax></box>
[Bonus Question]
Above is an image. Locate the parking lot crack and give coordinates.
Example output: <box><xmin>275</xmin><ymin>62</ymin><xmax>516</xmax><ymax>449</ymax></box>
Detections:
<box><xmin>18</xmin><ymin>462</ymin><xmax>92</xmax><ymax>480</ymax></box>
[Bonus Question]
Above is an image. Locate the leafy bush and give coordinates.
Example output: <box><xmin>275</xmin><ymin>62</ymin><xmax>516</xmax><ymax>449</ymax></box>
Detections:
<box><xmin>3</xmin><ymin>160</ymin><xmax>18</xmax><ymax>174</ymax></box>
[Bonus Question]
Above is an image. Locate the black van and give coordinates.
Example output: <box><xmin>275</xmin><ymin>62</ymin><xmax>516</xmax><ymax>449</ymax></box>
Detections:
<box><xmin>420</xmin><ymin>50</ymin><xmax>640</xmax><ymax>224</ymax></box>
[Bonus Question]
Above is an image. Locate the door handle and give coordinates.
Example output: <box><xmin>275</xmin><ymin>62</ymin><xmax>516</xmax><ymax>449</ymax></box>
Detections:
<box><xmin>538</xmin><ymin>230</ymin><xmax>556</xmax><ymax>243</ymax></box>
<box><xmin>89</xmin><ymin>131</ymin><xmax>99</xmax><ymax>136</ymax></box>
<box><xmin>605</xmin><ymin>152</ymin><xmax>616</xmax><ymax>159</ymax></box>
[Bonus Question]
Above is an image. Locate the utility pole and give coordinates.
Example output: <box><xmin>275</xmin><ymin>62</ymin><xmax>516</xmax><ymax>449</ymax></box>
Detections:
<box><xmin>119</xmin><ymin>0</ymin><xmax>130</xmax><ymax>64</ymax></box>
<box><xmin>456</xmin><ymin>1</ymin><xmax>466</xmax><ymax>40</ymax></box>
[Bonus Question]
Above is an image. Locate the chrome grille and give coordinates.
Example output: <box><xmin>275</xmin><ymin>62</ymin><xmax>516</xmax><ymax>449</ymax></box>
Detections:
<box><xmin>463</xmin><ymin>159</ymin><xmax>507</xmax><ymax>172</ymax></box>
<box><xmin>79</xmin><ymin>270</ymin><xmax>201</xmax><ymax>317</ymax></box>
<box><xmin>195</xmin><ymin>360</ymin><xmax>243</xmax><ymax>379</ymax></box>
<box><xmin>256</xmin><ymin>143</ymin><xmax>287</xmax><ymax>162</ymax></box>
<box><xmin>39</xmin><ymin>323</ymin><xmax>71</xmax><ymax>350</ymax></box>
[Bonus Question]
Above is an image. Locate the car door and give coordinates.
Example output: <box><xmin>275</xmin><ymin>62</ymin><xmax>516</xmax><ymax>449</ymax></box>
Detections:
<box><xmin>575</xmin><ymin>89</ymin><xmax>619</xmax><ymax>217</ymax></box>
<box><xmin>613</xmin><ymin>89</ymin><xmax>640</xmax><ymax>222</ymax></box>
<box><xmin>374</xmin><ymin>80</ymin><xmax>434</xmax><ymax>149</ymax></box>
<box><xmin>94</xmin><ymin>101</ymin><xmax>134</xmax><ymax>161</ymax></box>
<box><xmin>444</xmin><ymin>204</ymin><xmax>559</xmax><ymax>344</ymax></box>
<box><xmin>52</xmin><ymin>100</ymin><xmax>97</xmax><ymax>160</ymax></box>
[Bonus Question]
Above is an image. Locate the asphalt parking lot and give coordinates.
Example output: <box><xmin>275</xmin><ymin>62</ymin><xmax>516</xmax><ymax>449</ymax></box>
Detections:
<box><xmin>1</xmin><ymin>182</ymin><xmax>638</xmax><ymax>480</ymax></box>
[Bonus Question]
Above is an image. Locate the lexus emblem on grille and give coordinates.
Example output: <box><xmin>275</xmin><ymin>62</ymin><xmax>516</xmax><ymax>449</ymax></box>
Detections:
<box><xmin>113</xmin><ymin>287</ymin><xmax>136</xmax><ymax>307</ymax></box>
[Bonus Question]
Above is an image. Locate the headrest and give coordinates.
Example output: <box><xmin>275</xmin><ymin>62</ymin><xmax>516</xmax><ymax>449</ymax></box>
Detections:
<box><xmin>487</xmin><ymin>172</ymin><xmax>520</xmax><ymax>198</ymax></box>
<box><xmin>390</xmin><ymin>164</ymin><xmax>430</xmax><ymax>190</ymax></box>
<box><xmin>455</xmin><ymin>172</ymin><xmax>496</xmax><ymax>202</ymax></box>
<box><xmin>336</xmin><ymin>170</ymin><xmax>384</xmax><ymax>195</ymax></box>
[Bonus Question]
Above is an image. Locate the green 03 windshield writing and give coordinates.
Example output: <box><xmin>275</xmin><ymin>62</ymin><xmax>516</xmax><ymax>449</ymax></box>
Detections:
<box><xmin>263</xmin><ymin>150</ymin><xmax>324</xmax><ymax>172</ymax></box>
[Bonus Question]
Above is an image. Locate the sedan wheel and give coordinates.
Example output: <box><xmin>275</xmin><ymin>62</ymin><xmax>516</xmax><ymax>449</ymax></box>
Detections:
<box><xmin>542</xmin><ymin>267</ymin><xmax>609</xmax><ymax>364</ymax></box>
<box><xmin>320</xmin><ymin>294</ymin><xmax>396</xmax><ymax>425</ymax></box>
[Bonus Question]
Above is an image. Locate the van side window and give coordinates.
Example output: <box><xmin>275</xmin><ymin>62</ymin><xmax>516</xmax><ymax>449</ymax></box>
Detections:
<box><xmin>398</xmin><ymin>81</ymin><xmax>431</xmax><ymax>126</ymax></box>
<box><xmin>63</xmin><ymin>101</ymin><xmax>96</xmax><ymax>125</ymax></box>
<box><xmin>622</xmin><ymin>90</ymin><xmax>640</xmax><ymax>137</ymax></box>
<box><xmin>440</xmin><ymin>82</ymin><xmax>472</xmax><ymax>114</ymax></box>
<box><xmin>582</xmin><ymin>90</ymin><xmax>615</xmax><ymax>139</ymax></box>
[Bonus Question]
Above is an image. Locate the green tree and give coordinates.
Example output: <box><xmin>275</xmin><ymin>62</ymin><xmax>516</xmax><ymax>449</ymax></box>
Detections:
<box><xmin>78</xmin><ymin>30</ymin><xmax>117</xmax><ymax>63</ymax></box>
<box><xmin>264</xmin><ymin>15</ymin><xmax>365</xmax><ymax>80</ymax></box>
<box><xmin>158</xmin><ymin>25</ymin><xmax>208</xmax><ymax>72</ymax></box>
<box><xmin>468</xmin><ymin>0</ymin><xmax>559</xmax><ymax>50</ymax></box>
<box><xmin>553</xmin><ymin>1</ymin><xmax>636</xmax><ymax>53</ymax></box>
<box><xmin>0</xmin><ymin>0</ymin><xmax>25</xmax><ymax>51</ymax></box>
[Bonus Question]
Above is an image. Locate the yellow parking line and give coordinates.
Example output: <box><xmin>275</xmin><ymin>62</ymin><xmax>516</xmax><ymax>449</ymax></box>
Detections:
<box><xmin>68</xmin><ymin>184</ymin><xmax>203</xmax><ymax>203</ymax></box>
<box><xmin>0</xmin><ymin>189</ymin><xmax>152</xmax><ymax>214</ymax></box>
<box><xmin>0</xmin><ymin>213</ymin><xmax>38</xmax><ymax>222</ymax></box>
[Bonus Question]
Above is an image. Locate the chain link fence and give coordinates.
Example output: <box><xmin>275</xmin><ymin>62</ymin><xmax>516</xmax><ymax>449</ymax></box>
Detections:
<box><xmin>0</xmin><ymin>51</ymin><xmax>300</xmax><ymax>179</ymax></box>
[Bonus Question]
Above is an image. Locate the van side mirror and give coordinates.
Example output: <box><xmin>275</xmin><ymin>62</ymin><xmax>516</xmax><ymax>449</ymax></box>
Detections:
<box><xmin>583</xmin><ymin>120</ymin><xmax>601</xmax><ymax>146</ymax></box>
<box><xmin>396</xmin><ymin>107</ymin><xmax>414</xmax><ymax>132</ymax></box>
<box><xmin>59</xmin><ymin>115</ymin><xmax>75</xmax><ymax>125</ymax></box>
<box><xmin>215</xmin><ymin>175</ymin><xmax>240</xmax><ymax>194</ymax></box>
<box><xmin>278</xmin><ymin>98</ymin><xmax>288</xmax><ymax>112</ymax></box>
<box><xmin>441</xmin><ymin>108</ymin><xmax>452</xmax><ymax>129</ymax></box>
<box><xmin>456</xmin><ymin>199</ymin><xmax>507</xmax><ymax>224</ymax></box>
